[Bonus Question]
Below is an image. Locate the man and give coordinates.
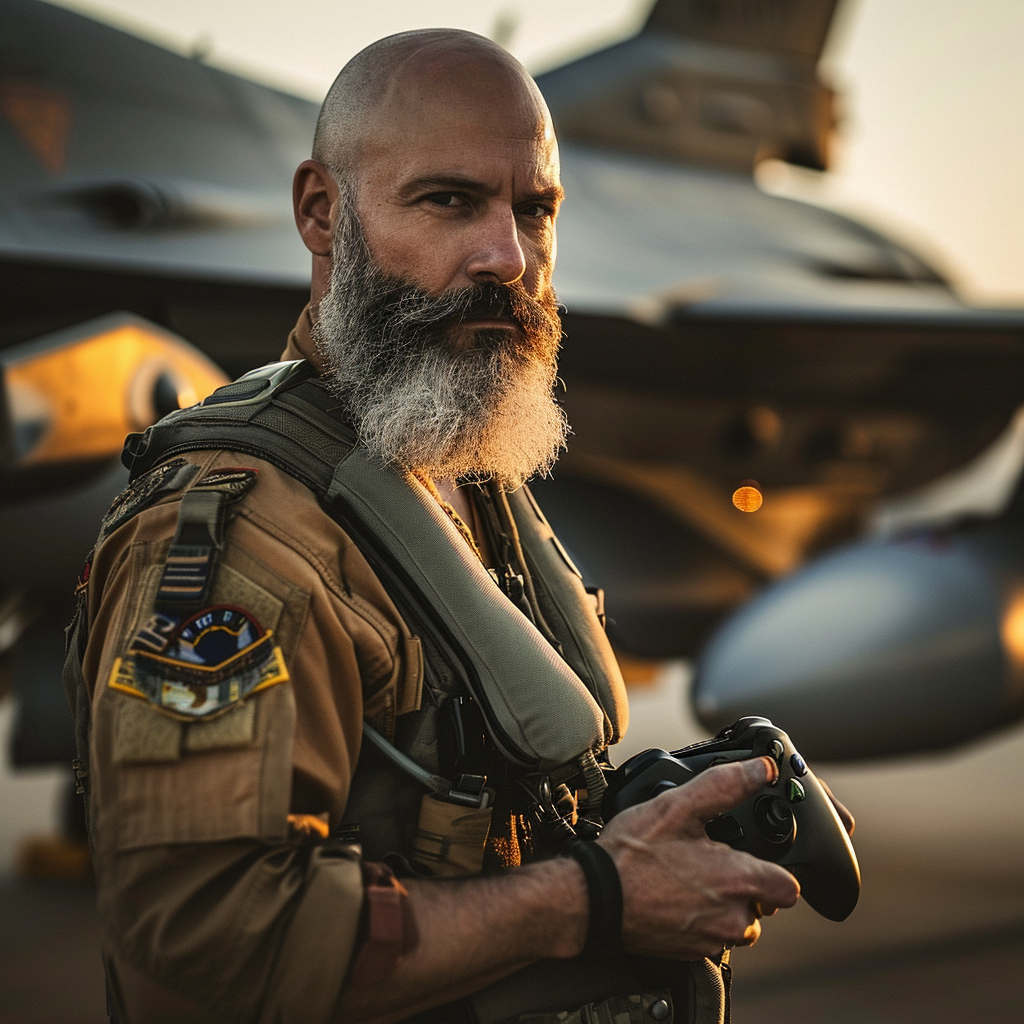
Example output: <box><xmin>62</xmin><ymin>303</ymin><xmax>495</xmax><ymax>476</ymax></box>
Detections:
<box><xmin>67</xmin><ymin>29</ymin><xmax>801</xmax><ymax>1024</ymax></box>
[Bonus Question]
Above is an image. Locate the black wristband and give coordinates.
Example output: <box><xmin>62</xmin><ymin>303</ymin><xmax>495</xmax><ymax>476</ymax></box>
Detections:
<box><xmin>565</xmin><ymin>840</ymin><xmax>623</xmax><ymax>954</ymax></box>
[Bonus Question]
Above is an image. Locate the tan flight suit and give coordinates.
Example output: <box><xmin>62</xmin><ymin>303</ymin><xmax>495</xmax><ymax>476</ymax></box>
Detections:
<box><xmin>82</xmin><ymin>310</ymin><xmax>426</xmax><ymax>1023</ymax></box>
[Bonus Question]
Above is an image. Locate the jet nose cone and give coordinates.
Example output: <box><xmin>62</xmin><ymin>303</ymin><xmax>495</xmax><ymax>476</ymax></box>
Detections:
<box><xmin>693</xmin><ymin>528</ymin><xmax>1024</xmax><ymax>760</ymax></box>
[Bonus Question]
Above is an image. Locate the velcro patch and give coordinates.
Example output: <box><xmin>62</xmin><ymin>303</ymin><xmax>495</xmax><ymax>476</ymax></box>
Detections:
<box><xmin>100</xmin><ymin>458</ymin><xmax>197</xmax><ymax>542</ymax></box>
<box><xmin>193</xmin><ymin>467</ymin><xmax>259</xmax><ymax>499</ymax></box>
<box><xmin>109</xmin><ymin>604</ymin><xmax>288</xmax><ymax>721</ymax></box>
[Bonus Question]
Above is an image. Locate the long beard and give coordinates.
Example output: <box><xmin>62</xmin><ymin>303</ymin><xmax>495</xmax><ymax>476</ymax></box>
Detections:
<box><xmin>311</xmin><ymin>195</ymin><xmax>569</xmax><ymax>489</ymax></box>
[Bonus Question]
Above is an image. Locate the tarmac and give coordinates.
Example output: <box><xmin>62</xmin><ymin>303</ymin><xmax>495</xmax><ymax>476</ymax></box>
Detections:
<box><xmin>3</xmin><ymin>871</ymin><xmax>1023</xmax><ymax>1024</ymax></box>
<box><xmin>3</xmin><ymin>674</ymin><xmax>1024</xmax><ymax>1023</ymax></box>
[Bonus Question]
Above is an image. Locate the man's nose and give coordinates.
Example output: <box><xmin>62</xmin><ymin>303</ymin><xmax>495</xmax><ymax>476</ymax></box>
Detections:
<box><xmin>465</xmin><ymin>208</ymin><xmax>526</xmax><ymax>286</ymax></box>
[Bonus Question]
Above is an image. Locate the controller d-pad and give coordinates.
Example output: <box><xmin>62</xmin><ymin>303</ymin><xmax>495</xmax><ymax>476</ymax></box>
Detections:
<box><xmin>754</xmin><ymin>796</ymin><xmax>795</xmax><ymax>844</ymax></box>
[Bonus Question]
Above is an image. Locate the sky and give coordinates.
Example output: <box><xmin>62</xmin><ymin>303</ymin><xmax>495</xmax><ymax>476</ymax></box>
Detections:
<box><xmin>49</xmin><ymin>0</ymin><xmax>1024</xmax><ymax>304</ymax></box>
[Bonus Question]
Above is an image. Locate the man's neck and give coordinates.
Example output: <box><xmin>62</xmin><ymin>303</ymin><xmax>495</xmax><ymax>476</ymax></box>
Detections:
<box><xmin>432</xmin><ymin>477</ymin><xmax>474</xmax><ymax>528</ymax></box>
<box><xmin>280</xmin><ymin>304</ymin><xmax>327</xmax><ymax>373</ymax></box>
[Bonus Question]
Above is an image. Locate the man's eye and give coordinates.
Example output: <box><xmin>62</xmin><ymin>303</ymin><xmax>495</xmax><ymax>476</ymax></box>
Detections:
<box><xmin>423</xmin><ymin>192</ymin><xmax>464</xmax><ymax>208</ymax></box>
<box><xmin>519</xmin><ymin>203</ymin><xmax>554</xmax><ymax>219</ymax></box>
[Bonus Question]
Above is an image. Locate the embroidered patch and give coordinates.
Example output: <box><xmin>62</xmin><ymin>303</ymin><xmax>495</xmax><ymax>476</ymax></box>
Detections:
<box><xmin>193</xmin><ymin>467</ymin><xmax>259</xmax><ymax>499</ymax></box>
<box><xmin>109</xmin><ymin>604</ymin><xmax>288</xmax><ymax>721</ymax></box>
<box><xmin>75</xmin><ymin>559</ymin><xmax>91</xmax><ymax>594</ymax></box>
<box><xmin>100</xmin><ymin>458</ymin><xmax>195</xmax><ymax>541</ymax></box>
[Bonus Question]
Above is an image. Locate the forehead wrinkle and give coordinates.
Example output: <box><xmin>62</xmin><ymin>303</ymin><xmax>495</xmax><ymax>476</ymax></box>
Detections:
<box><xmin>364</xmin><ymin>123</ymin><xmax>560</xmax><ymax>198</ymax></box>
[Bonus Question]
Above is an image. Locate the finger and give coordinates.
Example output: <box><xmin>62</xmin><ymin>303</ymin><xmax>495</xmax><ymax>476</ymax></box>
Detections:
<box><xmin>819</xmin><ymin>777</ymin><xmax>855</xmax><ymax>836</ymax></box>
<box><xmin>722</xmin><ymin>911</ymin><xmax>763</xmax><ymax>950</ymax></box>
<box><xmin>753</xmin><ymin>901</ymin><xmax>780</xmax><ymax>918</ymax></box>
<box><xmin>742</xmin><ymin>857</ymin><xmax>801</xmax><ymax>910</ymax></box>
<box><xmin>669</xmin><ymin>757</ymin><xmax>778</xmax><ymax>829</ymax></box>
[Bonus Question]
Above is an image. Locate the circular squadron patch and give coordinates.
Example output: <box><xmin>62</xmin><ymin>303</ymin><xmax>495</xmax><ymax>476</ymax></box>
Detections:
<box><xmin>109</xmin><ymin>604</ymin><xmax>288</xmax><ymax>720</ymax></box>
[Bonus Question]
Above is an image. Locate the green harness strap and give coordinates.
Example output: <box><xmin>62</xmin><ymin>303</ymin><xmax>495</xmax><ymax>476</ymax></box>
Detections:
<box><xmin>122</xmin><ymin>360</ymin><xmax>628</xmax><ymax>775</ymax></box>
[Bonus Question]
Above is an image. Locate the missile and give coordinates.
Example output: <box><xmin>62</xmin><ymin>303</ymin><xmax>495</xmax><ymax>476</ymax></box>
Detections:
<box><xmin>692</xmin><ymin>521</ymin><xmax>1024</xmax><ymax>760</ymax></box>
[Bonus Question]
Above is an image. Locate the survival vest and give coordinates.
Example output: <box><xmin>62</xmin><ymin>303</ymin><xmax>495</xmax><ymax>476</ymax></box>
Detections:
<box><xmin>66</xmin><ymin>359</ymin><xmax>728</xmax><ymax>1024</ymax></box>
<box><xmin>121</xmin><ymin>360</ymin><xmax>628</xmax><ymax>780</ymax></box>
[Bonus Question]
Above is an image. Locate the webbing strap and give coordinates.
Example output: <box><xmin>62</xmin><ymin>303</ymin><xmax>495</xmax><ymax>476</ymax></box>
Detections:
<box><xmin>123</xmin><ymin>362</ymin><xmax>350</xmax><ymax>497</ymax></box>
<box><xmin>155</xmin><ymin>488</ymin><xmax>230</xmax><ymax>612</ymax></box>
<box><xmin>122</xmin><ymin>360</ymin><xmax>623</xmax><ymax>771</ymax></box>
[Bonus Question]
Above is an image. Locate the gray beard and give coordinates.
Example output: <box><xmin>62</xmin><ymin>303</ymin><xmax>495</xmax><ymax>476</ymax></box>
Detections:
<box><xmin>311</xmin><ymin>193</ymin><xmax>569</xmax><ymax>489</ymax></box>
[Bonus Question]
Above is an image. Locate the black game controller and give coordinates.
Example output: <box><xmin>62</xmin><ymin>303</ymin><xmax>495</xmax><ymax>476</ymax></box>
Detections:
<box><xmin>603</xmin><ymin>717</ymin><xmax>860</xmax><ymax>921</ymax></box>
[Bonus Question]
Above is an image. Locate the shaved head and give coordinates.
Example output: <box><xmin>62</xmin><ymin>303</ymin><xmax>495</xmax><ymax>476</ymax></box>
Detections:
<box><xmin>313</xmin><ymin>29</ymin><xmax>551</xmax><ymax>177</ymax></box>
<box><xmin>295</xmin><ymin>29</ymin><xmax>567</xmax><ymax>486</ymax></box>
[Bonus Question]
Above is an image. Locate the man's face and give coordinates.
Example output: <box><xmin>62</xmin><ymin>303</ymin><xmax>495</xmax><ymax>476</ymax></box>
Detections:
<box><xmin>311</xmin><ymin>52</ymin><xmax>570</xmax><ymax>489</ymax></box>
<box><xmin>348</xmin><ymin>52</ymin><xmax>563</xmax><ymax>347</ymax></box>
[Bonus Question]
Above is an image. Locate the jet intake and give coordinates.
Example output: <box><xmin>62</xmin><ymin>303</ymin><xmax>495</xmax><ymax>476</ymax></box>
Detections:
<box><xmin>0</xmin><ymin>313</ymin><xmax>227</xmax><ymax>489</ymax></box>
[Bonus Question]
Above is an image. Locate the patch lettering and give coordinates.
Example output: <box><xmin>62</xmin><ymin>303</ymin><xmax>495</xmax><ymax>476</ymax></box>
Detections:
<box><xmin>109</xmin><ymin>603</ymin><xmax>288</xmax><ymax>721</ymax></box>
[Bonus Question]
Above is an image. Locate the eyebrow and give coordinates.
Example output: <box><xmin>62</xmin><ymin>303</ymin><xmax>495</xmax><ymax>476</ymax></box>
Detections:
<box><xmin>397</xmin><ymin>174</ymin><xmax>565</xmax><ymax>205</ymax></box>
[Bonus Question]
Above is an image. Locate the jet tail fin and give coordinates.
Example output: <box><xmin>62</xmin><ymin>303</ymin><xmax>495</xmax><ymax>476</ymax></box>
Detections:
<box><xmin>645</xmin><ymin>0</ymin><xmax>841</xmax><ymax>62</ymax></box>
<box><xmin>538</xmin><ymin>0</ymin><xmax>842</xmax><ymax>173</ymax></box>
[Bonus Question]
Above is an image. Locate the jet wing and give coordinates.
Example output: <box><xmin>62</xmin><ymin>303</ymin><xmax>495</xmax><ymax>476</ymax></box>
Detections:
<box><xmin>0</xmin><ymin>0</ymin><xmax>316</xmax><ymax>286</ymax></box>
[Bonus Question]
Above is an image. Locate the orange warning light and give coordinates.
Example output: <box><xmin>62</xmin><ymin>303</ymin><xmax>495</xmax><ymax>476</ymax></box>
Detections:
<box><xmin>732</xmin><ymin>485</ymin><xmax>763</xmax><ymax>512</ymax></box>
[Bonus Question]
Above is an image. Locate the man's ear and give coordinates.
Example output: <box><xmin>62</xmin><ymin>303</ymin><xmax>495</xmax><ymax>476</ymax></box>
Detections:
<box><xmin>293</xmin><ymin>159</ymin><xmax>338</xmax><ymax>257</ymax></box>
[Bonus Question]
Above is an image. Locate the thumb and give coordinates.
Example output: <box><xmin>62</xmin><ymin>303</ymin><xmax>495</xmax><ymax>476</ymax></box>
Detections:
<box><xmin>674</xmin><ymin>756</ymin><xmax>778</xmax><ymax>829</ymax></box>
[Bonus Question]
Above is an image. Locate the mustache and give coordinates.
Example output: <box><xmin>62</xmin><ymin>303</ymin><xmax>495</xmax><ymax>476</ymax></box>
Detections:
<box><xmin>379</xmin><ymin>280</ymin><xmax>561</xmax><ymax>345</ymax></box>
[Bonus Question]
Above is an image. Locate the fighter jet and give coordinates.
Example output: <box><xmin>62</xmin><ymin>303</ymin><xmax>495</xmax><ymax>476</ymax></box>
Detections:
<box><xmin>3</xmin><ymin>0</ymin><xmax>1024</xmax><ymax>776</ymax></box>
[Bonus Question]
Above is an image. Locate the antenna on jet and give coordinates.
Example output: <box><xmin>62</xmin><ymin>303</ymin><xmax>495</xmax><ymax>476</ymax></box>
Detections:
<box><xmin>189</xmin><ymin>34</ymin><xmax>213</xmax><ymax>63</ymax></box>
<box><xmin>491</xmin><ymin>8</ymin><xmax>520</xmax><ymax>51</ymax></box>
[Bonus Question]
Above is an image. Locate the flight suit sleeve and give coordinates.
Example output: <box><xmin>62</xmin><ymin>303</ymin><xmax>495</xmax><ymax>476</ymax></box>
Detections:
<box><xmin>81</xmin><ymin>455</ymin><xmax>417</xmax><ymax>1024</ymax></box>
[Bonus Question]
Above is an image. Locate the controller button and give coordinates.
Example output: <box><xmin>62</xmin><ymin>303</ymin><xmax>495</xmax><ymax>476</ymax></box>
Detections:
<box><xmin>706</xmin><ymin>815</ymin><xmax>744</xmax><ymax>844</ymax></box>
<box><xmin>787</xmin><ymin>779</ymin><xmax>806</xmax><ymax>803</ymax></box>
<box><xmin>754</xmin><ymin>796</ymin><xmax>795</xmax><ymax>843</ymax></box>
<box><xmin>648</xmin><ymin>998</ymin><xmax>671</xmax><ymax>1021</ymax></box>
<box><xmin>790</xmin><ymin>753</ymin><xmax>807</xmax><ymax>777</ymax></box>
<box><xmin>768</xmin><ymin>739</ymin><xmax>785</xmax><ymax>763</ymax></box>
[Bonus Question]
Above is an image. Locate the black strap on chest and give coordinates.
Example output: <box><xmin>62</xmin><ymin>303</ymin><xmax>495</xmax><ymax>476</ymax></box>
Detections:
<box><xmin>123</xmin><ymin>361</ymin><xmax>624</xmax><ymax>781</ymax></box>
<box><xmin>123</xmin><ymin>361</ymin><xmax>347</xmax><ymax>495</ymax></box>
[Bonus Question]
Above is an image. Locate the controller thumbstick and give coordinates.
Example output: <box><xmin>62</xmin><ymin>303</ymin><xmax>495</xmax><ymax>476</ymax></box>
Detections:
<box><xmin>754</xmin><ymin>796</ymin><xmax>796</xmax><ymax>844</ymax></box>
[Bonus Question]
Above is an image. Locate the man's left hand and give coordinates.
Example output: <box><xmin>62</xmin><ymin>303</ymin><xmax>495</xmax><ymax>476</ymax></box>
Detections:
<box><xmin>819</xmin><ymin>777</ymin><xmax>855</xmax><ymax>835</ymax></box>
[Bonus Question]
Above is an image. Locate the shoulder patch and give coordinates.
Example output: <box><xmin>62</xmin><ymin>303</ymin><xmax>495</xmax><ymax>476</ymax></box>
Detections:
<box><xmin>109</xmin><ymin>603</ymin><xmax>288</xmax><ymax>720</ymax></box>
<box><xmin>100</xmin><ymin>458</ymin><xmax>197</xmax><ymax>541</ymax></box>
<box><xmin>192</xmin><ymin>467</ymin><xmax>259</xmax><ymax>499</ymax></box>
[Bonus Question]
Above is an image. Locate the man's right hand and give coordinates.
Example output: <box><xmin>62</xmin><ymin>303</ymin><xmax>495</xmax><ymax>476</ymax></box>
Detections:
<box><xmin>598</xmin><ymin>756</ymin><xmax>801</xmax><ymax>961</ymax></box>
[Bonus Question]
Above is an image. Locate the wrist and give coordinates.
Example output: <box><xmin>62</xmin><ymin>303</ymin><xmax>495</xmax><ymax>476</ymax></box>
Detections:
<box><xmin>564</xmin><ymin>841</ymin><xmax>624</xmax><ymax>957</ymax></box>
<box><xmin>524</xmin><ymin>856</ymin><xmax>589</xmax><ymax>960</ymax></box>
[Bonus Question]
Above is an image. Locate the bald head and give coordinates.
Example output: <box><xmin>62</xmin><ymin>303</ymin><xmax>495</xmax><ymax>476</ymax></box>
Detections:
<box><xmin>294</xmin><ymin>27</ymin><xmax>562</xmax><ymax>322</ymax></box>
<box><xmin>312</xmin><ymin>29</ymin><xmax>552</xmax><ymax>176</ymax></box>
<box><xmin>295</xmin><ymin>31</ymin><xmax>567</xmax><ymax>484</ymax></box>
